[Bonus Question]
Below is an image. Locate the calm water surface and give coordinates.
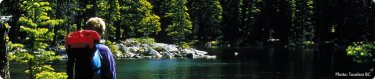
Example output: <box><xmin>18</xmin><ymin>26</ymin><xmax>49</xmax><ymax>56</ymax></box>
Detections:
<box><xmin>10</xmin><ymin>44</ymin><xmax>373</xmax><ymax>79</ymax></box>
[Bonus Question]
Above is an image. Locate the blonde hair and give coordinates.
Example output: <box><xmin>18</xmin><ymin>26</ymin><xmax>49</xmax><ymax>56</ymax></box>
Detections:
<box><xmin>85</xmin><ymin>17</ymin><xmax>106</xmax><ymax>35</ymax></box>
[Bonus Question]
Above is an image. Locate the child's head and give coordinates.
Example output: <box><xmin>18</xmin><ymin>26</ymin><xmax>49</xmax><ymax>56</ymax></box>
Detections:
<box><xmin>85</xmin><ymin>17</ymin><xmax>106</xmax><ymax>35</ymax></box>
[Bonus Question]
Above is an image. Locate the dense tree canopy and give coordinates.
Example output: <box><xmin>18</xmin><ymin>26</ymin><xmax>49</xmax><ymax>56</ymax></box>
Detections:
<box><xmin>1</xmin><ymin>0</ymin><xmax>375</xmax><ymax>47</ymax></box>
<box><xmin>188</xmin><ymin>0</ymin><xmax>222</xmax><ymax>42</ymax></box>
<box><xmin>0</xmin><ymin>0</ymin><xmax>374</xmax><ymax>49</ymax></box>
<box><xmin>1</xmin><ymin>0</ymin><xmax>375</xmax><ymax>78</ymax></box>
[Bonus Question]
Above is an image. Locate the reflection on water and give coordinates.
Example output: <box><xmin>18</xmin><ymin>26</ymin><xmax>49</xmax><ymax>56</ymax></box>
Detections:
<box><xmin>195</xmin><ymin>46</ymin><xmax>321</xmax><ymax>79</ymax></box>
<box><xmin>117</xmin><ymin>59</ymin><xmax>223</xmax><ymax>79</ymax></box>
<box><xmin>10</xmin><ymin>44</ymin><xmax>372</xmax><ymax>79</ymax></box>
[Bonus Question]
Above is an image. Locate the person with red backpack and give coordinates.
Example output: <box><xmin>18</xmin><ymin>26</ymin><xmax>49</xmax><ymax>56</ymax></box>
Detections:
<box><xmin>66</xmin><ymin>17</ymin><xmax>116</xmax><ymax>79</ymax></box>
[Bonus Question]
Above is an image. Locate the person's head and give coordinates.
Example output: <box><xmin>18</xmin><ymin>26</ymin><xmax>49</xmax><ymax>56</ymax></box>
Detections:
<box><xmin>85</xmin><ymin>17</ymin><xmax>106</xmax><ymax>35</ymax></box>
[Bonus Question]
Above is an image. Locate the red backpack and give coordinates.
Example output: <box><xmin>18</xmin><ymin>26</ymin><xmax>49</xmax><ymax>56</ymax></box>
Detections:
<box><xmin>65</xmin><ymin>30</ymin><xmax>100</xmax><ymax>49</ymax></box>
<box><xmin>65</xmin><ymin>30</ymin><xmax>103</xmax><ymax>79</ymax></box>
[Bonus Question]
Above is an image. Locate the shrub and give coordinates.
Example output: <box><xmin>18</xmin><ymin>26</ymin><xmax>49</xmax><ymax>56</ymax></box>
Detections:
<box><xmin>181</xmin><ymin>42</ymin><xmax>190</xmax><ymax>49</ymax></box>
<box><xmin>133</xmin><ymin>37</ymin><xmax>156</xmax><ymax>44</ymax></box>
<box><xmin>105</xmin><ymin>41</ymin><xmax>119</xmax><ymax>58</ymax></box>
<box><xmin>346</xmin><ymin>42</ymin><xmax>375</xmax><ymax>63</ymax></box>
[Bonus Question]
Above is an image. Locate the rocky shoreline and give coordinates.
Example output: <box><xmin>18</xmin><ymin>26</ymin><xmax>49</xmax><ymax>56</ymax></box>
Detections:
<box><xmin>112</xmin><ymin>39</ymin><xmax>216</xmax><ymax>59</ymax></box>
<box><xmin>55</xmin><ymin>38</ymin><xmax>216</xmax><ymax>59</ymax></box>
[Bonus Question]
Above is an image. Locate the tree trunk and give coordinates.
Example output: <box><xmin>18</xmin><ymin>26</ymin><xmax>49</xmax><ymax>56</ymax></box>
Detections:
<box><xmin>76</xmin><ymin>16</ymin><xmax>82</xmax><ymax>31</ymax></box>
<box><xmin>115</xmin><ymin>21</ymin><xmax>121</xmax><ymax>41</ymax></box>
<box><xmin>0</xmin><ymin>23</ymin><xmax>10</xmax><ymax>79</ymax></box>
<box><xmin>52</xmin><ymin>25</ymin><xmax>58</xmax><ymax>46</ymax></box>
<box><xmin>93</xmin><ymin>0</ymin><xmax>98</xmax><ymax>17</ymax></box>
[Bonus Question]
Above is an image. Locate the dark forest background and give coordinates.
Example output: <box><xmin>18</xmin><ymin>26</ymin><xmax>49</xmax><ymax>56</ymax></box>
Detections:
<box><xmin>1</xmin><ymin>0</ymin><xmax>375</xmax><ymax>47</ymax></box>
<box><xmin>1</xmin><ymin>0</ymin><xmax>375</xmax><ymax>79</ymax></box>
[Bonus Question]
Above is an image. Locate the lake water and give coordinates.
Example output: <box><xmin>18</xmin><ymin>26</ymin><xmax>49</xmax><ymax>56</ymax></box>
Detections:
<box><xmin>9</xmin><ymin>44</ymin><xmax>374</xmax><ymax>79</ymax></box>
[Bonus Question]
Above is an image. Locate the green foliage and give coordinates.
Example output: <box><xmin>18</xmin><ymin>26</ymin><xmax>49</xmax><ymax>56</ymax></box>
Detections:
<box><xmin>34</xmin><ymin>51</ymin><xmax>62</xmax><ymax>64</ymax></box>
<box><xmin>12</xmin><ymin>0</ymin><xmax>67</xmax><ymax>78</ymax></box>
<box><xmin>95</xmin><ymin>0</ymin><xmax>122</xmax><ymax>40</ymax></box>
<box><xmin>305</xmin><ymin>0</ymin><xmax>315</xmax><ymax>45</ymax></box>
<box><xmin>2</xmin><ymin>0</ymin><xmax>373</xmax><ymax>49</ymax></box>
<box><xmin>138</xmin><ymin>14</ymin><xmax>161</xmax><ymax>36</ymax></box>
<box><xmin>181</xmin><ymin>42</ymin><xmax>190</xmax><ymax>49</ymax></box>
<box><xmin>105</xmin><ymin>41</ymin><xmax>119</xmax><ymax>58</ymax></box>
<box><xmin>40</xmin><ymin>19</ymin><xmax>64</xmax><ymax>26</ymax></box>
<box><xmin>31</xmin><ymin>65</ymin><xmax>54</xmax><ymax>74</ymax></box>
<box><xmin>288</xmin><ymin>0</ymin><xmax>315</xmax><ymax>46</ymax></box>
<box><xmin>18</xmin><ymin>17</ymin><xmax>37</xmax><ymax>28</ymax></box>
<box><xmin>119</xmin><ymin>0</ymin><xmax>161</xmax><ymax>37</ymax></box>
<box><xmin>7</xmin><ymin>42</ymin><xmax>25</xmax><ymax>51</ymax></box>
<box><xmin>189</xmin><ymin>0</ymin><xmax>223</xmax><ymax>42</ymax></box>
<box><xmin>35</xmin><ymin>65</ymin><xmax>67</xmax><ymax>79</ymax></box>
<box><xmin>207</xmin><ymin>41</ymin><xmax>219</xmax><ymax>46</ymax></box>
<box><xmin>7</xmin><ymin>42</ymin><xmax>63</xmax><ymax>77</ymax></box>
<box><xmin>346</xmin><ymin>42</ymin><xmax>375</xmax><ymax>63</ymax></box>
<box><xmin>111</xmin><ymin>0</ymin><xmax>121</xmax><ymax>21</ymax></box>
<box><xmin>303</xmin><ymin>41</ymin><xmax>314</xmax><ymax>45</ymax></box>
<box><xmin>252</xmin><ymin>0</ymin><xmax>263</xmax><ymax>14</ymax></box>
<box><xmin>124</xmin><ymin>39</ymin><xmax>138</xmax><ymax>47</ymax></box>
<box><xmin>165</xmin><ymin>0</ymin><xmax>192</xmax><ymax>44</ymax></box>
<box><xmin>122</xmin><ymin>38</ymin><xmax>156</xmax><ymax>50</ymax></box>
<box><xmin>20</xmin><ymin>26</ymin><xmax>54</xmax><ymax>49</ymax></box>
<box><xmin>36</xmin><ymin>71</ymin><xmax>67</xmax><ymax>79</ymax></box>
<box><xmin>133</xmin><ymin>37</ymin><xmax>156</xmax><ymax>45</ymax></box>
<box><xmin>8</xmin><ymin>49</ymin><xmax>33</xmax><ymax>63</ymax></box>
<box><xmin>29</xmin><ymin>65</ymin><xmax>68</xmax><ymax>79</ymax></box>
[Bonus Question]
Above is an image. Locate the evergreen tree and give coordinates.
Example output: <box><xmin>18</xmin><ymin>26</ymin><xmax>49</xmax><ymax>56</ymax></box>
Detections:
<box><xmin>220</xmin><ymin>0</ymin><xmax>242</xmax><ymax>45</ymax></box>
<box><xmin>119</xmin><ymin>0</ymin><xmax>138</xmax><ymax>38</ymax></box>
<box><xmin>240</xmin><ymin>0</ymin><xmax>263</xmax><ymax>45</ymax></box>
<box><xmin>288</xmin><ymin>0</ymin><xmax>315</xmax><ymax>46</ymax></box>
<box><xmin>14</xmin><ymin>0</ymin><xmax>65</xmax><ymax>78</ymax></box>
<box><xmin>136</xmin><ymin>0</ymin><xmax>161</xmax><ymax>37</ymax></box>
<box><xmin>149</xmin><ymin>0</ymin><xmax>173</xmax><ymax>42</ymax></box>
<box><xmin>165</xmin><ymin>0</ymin><xmax>192</xmax><ymax>46</ymax></box>
<box><xmin>109</xmin><ymin>0</ymin><xmax>122</xmax><ymax>41</ymax></box>
<box><xmin>188</xmin><ymin>0</ymin><xmax>222</xmax><ymax>43</ymax></box>
<box><xmin>119</xmin><ymin>0</ymin><xmax>161</xmax><ymax>38</ymax></box>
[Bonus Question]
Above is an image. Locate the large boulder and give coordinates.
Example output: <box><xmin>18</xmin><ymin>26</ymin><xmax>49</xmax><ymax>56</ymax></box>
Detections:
<box><xmin>125</xmin><ymin>52</ymin><xmax>136</xmax><ymax>58</ymax></box>
<box><xmin>182</xmin><ymin>48</ymin><xmax>194</xmax><ymax>54</ymax></box>
<box><xmin>182</xmin><ymin>48</ymin><xmax>207</xmax><ymax>55</ymax></box>
<box><xmin>193</xmin><ymin>49</ymin><xmax>208</xmax><ymax>55</ymax></box>
<box><xmin>150</xmin><ymin>43</ymin><xmax>168</xmax><ymax>47</ymax></box>
<box><xmin>124</xmin><ymin>47</ymin><xmax>140</xmax><ymax>53</ymax></box>
<box><xmin>151</xmin><ymin>43</ymin><xmax>179</xmax><ymax>53</ymax></box>
<box><xmin>182</xmin><ymin>48</ymin><xmax>211</xmax><ymax>59</ymax></box>
<box><xmin>164</xmin><ymin>45</ymin><xmax>179</xmax><ymax>52</ymax></box>
<box><xmin>181</xmin><ymin>48</ymin><xmax>204</xmax><ymax>58</ymax></box>
<box><xmin>115</xmin><ymin>44</ymin><xmax>126</xmax><ymax>58</ymax></box>
<box><xmin>144</xmin><ymin>47</ymin><xmax>162</xmax><ymax>58</ymax></box>
<box><xmin>160</xmin><ymin>51</ymin><xmax>173</xmax><ymax>58</ymax></box>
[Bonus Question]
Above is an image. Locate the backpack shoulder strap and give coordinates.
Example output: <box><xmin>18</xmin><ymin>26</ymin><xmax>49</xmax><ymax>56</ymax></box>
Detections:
<box><xmin>92</xmin><ymin>44</ymin><xmax>103</xmax><ymax>79</ymax></box>
<box><xmin>96</xmin><ymin>44</ymin><xmax>103</xmax><ymax>59</ymax></box>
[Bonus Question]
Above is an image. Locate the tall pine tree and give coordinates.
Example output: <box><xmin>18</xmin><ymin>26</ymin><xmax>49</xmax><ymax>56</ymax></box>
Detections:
<box><xmin>165</xmin><ymin>0</ymin><xmax>192</xmax><ymax>46</ymax></box>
